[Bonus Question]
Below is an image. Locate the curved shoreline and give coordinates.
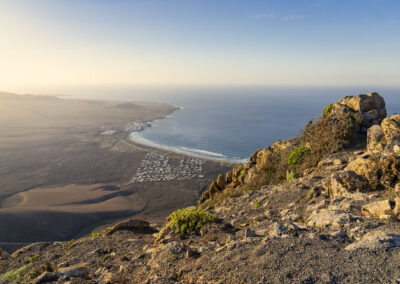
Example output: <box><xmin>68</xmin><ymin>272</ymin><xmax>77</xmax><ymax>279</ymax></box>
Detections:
<box><xmin>128</xmin><ymin>113</ymin><xmax>247</xmax><ymax>164</ymax></box>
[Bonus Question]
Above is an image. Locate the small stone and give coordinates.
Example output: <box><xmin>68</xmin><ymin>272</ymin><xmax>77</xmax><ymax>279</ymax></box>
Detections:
<box><xmin>215</xmin><ymin>246</ymin><xmax>225</xmax><ymax>252</ymax></box>
<box><xmin>185</xmin><ymin>248</ymin><xmax>199</xmax><ymax>259</ymax></box>
<box><xmin>245</xmin><ymin>228</ymin><xmax>257</xmax><ymax>239</ymax></box>
<box><xmin>268</xmin><ymin>222</ymin><xmax>287</xmax><ymax>238</ymax></box>
<box><xmin>330</xmin><ymin>230</ymin><xmax>347</xmax><ymax>238</ymax></box>
<box><xmin>166</xmin><ymin>241</ymin><xmax>182</xmax><ymax>254</ymax></box>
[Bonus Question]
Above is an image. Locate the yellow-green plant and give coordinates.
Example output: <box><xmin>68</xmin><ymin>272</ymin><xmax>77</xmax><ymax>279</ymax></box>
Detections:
<box><xmin>287</xmin><ymin>147</ymin><xmax>310</xmax><ymax>165</ymax></box>
<box><xmin>168</xmin><ymin>207</ymin><xmax>216</xmax><ymax>235</ymax></box>
<box><xmin>254</xmin><ymin>201</ymin><xmax>260</xmax><ymax>209</ymax></box>
<box><xmin>286</xmin><ymin>170</ymin><xmax>295</xmax><ymax>182</ymax></box>
<box><xmin>89</xmin><ymin>232</ymin><xmax>101</xmax><ymax>239</ymax></box>
<box><xmin>0</xmin><ymin>264</ymin><xmax>33</xmax><ymax>283</ymax></box>
<box><xmin>322</xmin><ymin>103</ymin><xmax>333</xmax><ymax>117</ymax></box>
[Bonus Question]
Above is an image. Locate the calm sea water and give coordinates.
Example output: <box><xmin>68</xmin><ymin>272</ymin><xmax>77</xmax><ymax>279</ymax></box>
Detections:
<box><xmin>60</xmin><ymin>85</ymin><xmax>400</xmax><ymax>162</ymax></box>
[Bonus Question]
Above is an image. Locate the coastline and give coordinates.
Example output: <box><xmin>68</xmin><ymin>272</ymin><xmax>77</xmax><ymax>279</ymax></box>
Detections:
<box><xmin>125</xmin><ymin>107</ymin><xmax>245</xmax><ymax>164</ymax></box>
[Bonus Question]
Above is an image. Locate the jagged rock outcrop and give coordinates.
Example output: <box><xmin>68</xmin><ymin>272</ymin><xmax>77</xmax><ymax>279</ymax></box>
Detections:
<box><xmin>332</xmin><ymin>92</ymin><xmax>386</xmax><ymax>128</ymax></box>
<box><xmin>200</xmin><ymin>92</ymin><xmax>388</xmax><ymax>205</ymax></box>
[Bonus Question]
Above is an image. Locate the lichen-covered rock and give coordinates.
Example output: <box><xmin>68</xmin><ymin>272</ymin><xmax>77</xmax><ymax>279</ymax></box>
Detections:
<box><xmin>380</xmin><ymin>155</ymin><xmax>400</xmax><ymax>189</ymax></box>
<box><xmin>244</xmin><ymin>167</ymin><xmax>257</xmax><ymax>184</ymax></box>
<box><xmin>381</xmin><ymin>114</ymin><xmax>400</xmax><ymax>147</ymax></box>
<box><xmin>325</xmin><ymin>170</ymin><xmax>369</xmax><ymax>198</ymax></box>
<box><xmin>367</xmin><ymin>125</ymin><xmax>385</xmax><ymax>152</ymax></box>
<box><xmin>345</xmin><ymin>156</ymin><xmax>381</xmax><ymax>190</ymax></box>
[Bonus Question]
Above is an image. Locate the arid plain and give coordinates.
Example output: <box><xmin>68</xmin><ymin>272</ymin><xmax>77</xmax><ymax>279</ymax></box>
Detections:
<box><xmin>0</xmin><ymin>92</ymin><xmax>230</xmax><ymax>252</ymax></box>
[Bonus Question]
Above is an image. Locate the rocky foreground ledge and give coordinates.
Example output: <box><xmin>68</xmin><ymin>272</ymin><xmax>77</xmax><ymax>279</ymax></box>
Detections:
<box><xmin>2</xmin><ymin>93</ymin><xmax>400</xmax><ymax>283</ymax></box>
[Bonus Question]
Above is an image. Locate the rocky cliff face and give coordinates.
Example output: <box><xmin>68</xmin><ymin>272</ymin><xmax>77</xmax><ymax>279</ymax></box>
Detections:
<box><xmin>2</xmin><ymin>93</ymin><xmax>400</xmax><ymax>283</ymax></box>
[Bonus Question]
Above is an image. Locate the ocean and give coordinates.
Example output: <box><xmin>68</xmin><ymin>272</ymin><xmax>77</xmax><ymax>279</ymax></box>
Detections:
<box><xmin>57</xmin><ymin>85</ymin><xmax>400</xmax><ymax>162</ymax></box>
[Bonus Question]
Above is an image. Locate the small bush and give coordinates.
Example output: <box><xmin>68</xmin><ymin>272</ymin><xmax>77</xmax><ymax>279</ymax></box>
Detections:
<box><xmin>89</xmin><ymin>232</ymin><xmax>101</xmax><ymax>239</ymax></box>
<box><xmin>301</xmin><ymin>114</ymin><xmax>356</xmax><ymax>159</ymax></box>
<box><xmin>168</xmin><ymin>207</ymin><xmax>216</xmax><ymax>235</ymax></box>
<box><xmin>254</xmin><ymin>201</ymin><xmax>260</xmax><ymax>209</ymax></box>
<box><xmin>322</xmin><ymin>103</ymin><xmax>333</xmax><ymax>117</ymax></box>
<box><xmin>288</xmin><ymin>147</ymin><xmax>310</xmax><ymax>165</ymax></box>
<box><xmin>63</xmin><ymin>239</ymin><xmax>76</xmax><ymax>249</ymax></box>
<box><xmin>286</xmin><ymin>170</ymin><xmax>295</xmax><ymax>182</ymax></box>
<box><xmin>103</xmin><ymin>254</ymin><xmax>110</xmax><ymax>262</ymax></box>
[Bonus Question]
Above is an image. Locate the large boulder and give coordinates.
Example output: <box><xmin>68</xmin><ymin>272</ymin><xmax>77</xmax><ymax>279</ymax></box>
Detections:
<box><xmin>255</xmin><ymin>148</ymin><xmax>274</xmax><ymax>171</ymax></box>
<box><xmin>325</xmin><ymin>170</ymin><xmax>369</xmax><ymax>198</ymax></box>
<box><xmin>381</xmin><ymin>114</ymin><xmax>400</xmax><ymax>147</ymax></box>
<box><xmin>346</xmin><ymin>156</ymin><xmax>381</xmax><ymax>190</ymax></box>
<box><xmin>346</xmin><ymin>92</ymin><xmax>385</xmax><ymax>113</ymax></box>
<box><xmin>362</xmin><ymin>200</ymin><xmax>396</xmax><ymax>220</ymax></box>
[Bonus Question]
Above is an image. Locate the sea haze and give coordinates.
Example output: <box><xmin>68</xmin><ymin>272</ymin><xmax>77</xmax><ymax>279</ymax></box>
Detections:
<box><xmin>60</xmin><ymin>85</ymin><xmax>400</xmax><ymax>162</ymax></box>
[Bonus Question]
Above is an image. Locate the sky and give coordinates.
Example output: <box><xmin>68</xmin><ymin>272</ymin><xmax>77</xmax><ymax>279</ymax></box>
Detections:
<box><xmin>0</xmin><ymin>0</ymin><xmax>400</xmax><ymax>90</ymax></box>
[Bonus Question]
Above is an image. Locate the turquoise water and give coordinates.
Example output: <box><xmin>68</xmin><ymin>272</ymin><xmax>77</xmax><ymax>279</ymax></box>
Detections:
<box><xmin>63</xmin><ymin>85</ymin><xmax>400</xmax><ymax>162</ymax></box>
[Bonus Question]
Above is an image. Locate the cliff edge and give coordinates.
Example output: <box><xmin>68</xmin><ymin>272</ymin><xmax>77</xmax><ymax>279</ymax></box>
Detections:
<box><xmin>2</xmin><ymin>93</ymin><xmax>400</xmax><ymax>283</ymax></box>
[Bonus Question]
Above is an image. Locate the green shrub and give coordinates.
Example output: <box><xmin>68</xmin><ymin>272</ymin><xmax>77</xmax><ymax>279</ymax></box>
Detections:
<box><xmin>0</xmin><ymin>264</ymin><xmax>33</xmax><ymax>283</ymax></box>
<box><xmin>168</xmin><ymin>207</ymin><xmax>216</xmax><ymax>235</ymax></box>
<box><xmin>89</xmin><ymin>232</ymin><xmax>101</xmax><ymax>239</ymax></box>
<box><xmin>287</xmin><ymin>147</ymin><xmax>310</xmax><ymax>165</ymax></box>
<box><xmin>286</xmin><ymin>170</ymin><xmax>295</xmax><ymax>182</ymax></box>
<box><xmin>322</xmin><ymin>103</ymin><xmax>333</xmax><ymax>117</ymax></box>
<box><xmin>254</xmin><ymin>201</ymin><xmax>260</xmax><ymax>209</ymax></box>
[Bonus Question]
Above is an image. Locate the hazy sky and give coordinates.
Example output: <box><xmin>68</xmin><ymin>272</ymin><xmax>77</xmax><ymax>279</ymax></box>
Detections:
<box><xmin>1</xmin><ymin>0</ymin><xmax>399</xmax><ymax>89</ymax></box>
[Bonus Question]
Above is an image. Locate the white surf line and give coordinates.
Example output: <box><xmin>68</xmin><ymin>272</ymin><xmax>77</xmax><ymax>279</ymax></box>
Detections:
<box><xmin>129</xmin><ymin>132</ymin><xmax>246</xmax><ymax>163</ymax></box>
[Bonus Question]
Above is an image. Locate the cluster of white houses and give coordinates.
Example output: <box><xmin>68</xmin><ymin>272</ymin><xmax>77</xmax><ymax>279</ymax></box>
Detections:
<box><xmin>129</xmin><ymin>152</ymin><xmax>204</xmax><ymax>183</ymax></box>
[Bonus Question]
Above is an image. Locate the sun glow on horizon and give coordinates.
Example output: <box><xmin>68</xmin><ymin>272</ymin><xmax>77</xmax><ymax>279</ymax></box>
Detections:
<box><xmin>1</xmin><ymin>0</ymin><xmax>400</xmax><ymax>90</ymax></box>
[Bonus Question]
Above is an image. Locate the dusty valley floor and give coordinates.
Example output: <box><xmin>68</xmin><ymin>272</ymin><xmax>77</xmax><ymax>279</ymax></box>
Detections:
<box><xmin>0</xmin><ymin>92</ymin><xmax>231</xmax><ymax>253</ymax></box>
